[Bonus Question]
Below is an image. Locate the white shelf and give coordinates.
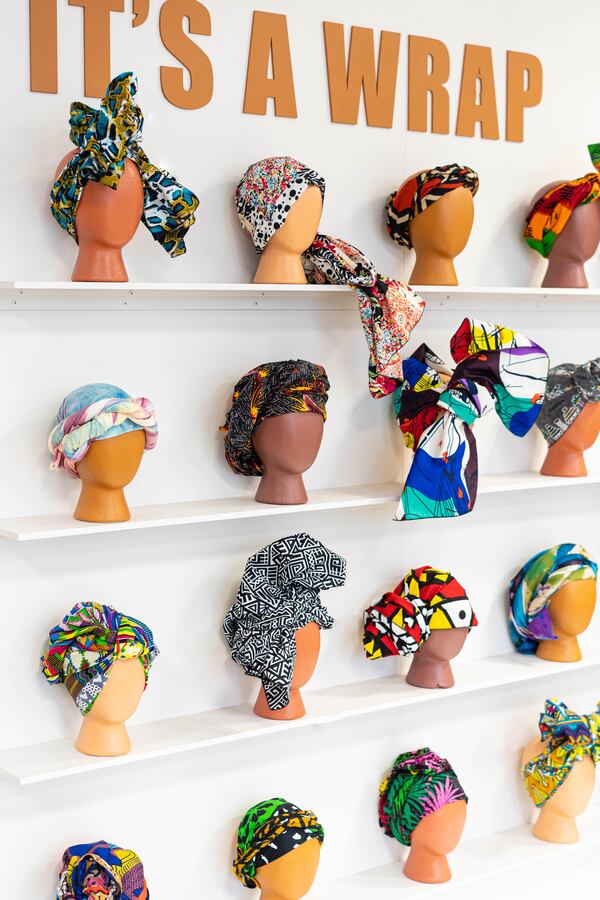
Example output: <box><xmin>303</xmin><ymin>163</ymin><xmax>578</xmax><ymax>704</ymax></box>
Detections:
<box><xmin>2</xmin><ymin>641</ymin><xmax>598</xmax><ymax>785</ymax></box>
<box><xmin>0</xmin><ymin>472</ymin><xmax>597</xmax><ymax>542</ymax></box>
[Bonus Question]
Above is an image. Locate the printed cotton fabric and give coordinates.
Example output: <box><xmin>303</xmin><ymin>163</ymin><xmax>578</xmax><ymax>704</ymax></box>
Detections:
<box><xmin>536</xmin><ymin>358</ymin><xmax>600</xmax><ymax>446</ymax></box>
<box><xmin>509</xmin><ymin>543</ymin><xmax>597</xmax><ymax>654</ymax></box>
<box><xmin>48</xmin><ymin>383</ymin><xmax>158</xmax><ymax>479</ymax></box>
<box><xmin>395</xmin><ymin>319</ymin><xmax>549</xmax><ymax>520</ymax></box>
<box><xmin>524</xmin><ymin>144</ymin><xmax>600</xmax><ymax>258</ymax></box>
<box><xmin>42</xmin><ymin>602</ymin><xmax>159</xmax><ymax>716</ymax></box>
<box><xmin>223</xmin><ymin>533</ymin><xmax>346</xmax><ymax>710</ymax></box>
<box><xmin>57</xmin><ymin>840</ymin><xmax>149</xmax><ymax>899</ymax></box>
<box><xmin>363</xmin><ymin>566</ymin><xmax>477</xmax><ymax>660</ymax></box>
<box><xmin>234</xmin><ymin>798</ymin><xmax>324</xmax><ymax>889</ymax></box>
<box><xmin>220</xmin><ymin>360</ymin><xmax>329</xmax><ymax>476</ymax></box>
<box><xmin>522</xmin><ymin>699</ymin><xmax>600</xmax><ymax>807</ymax></box>
<box><xmin>379</xmin><ymin>748</ymin><xmax>467</xmax><ymax>846</ymax></box>
<box><xmin>385</xmin><ymin>164</ymin><xmax>480</xmax><ymax>249</ymax></box>
<box><xmin>51</xmin><ymin>71</ymin><xmax>198</xmax><ymax>257</ymax></box>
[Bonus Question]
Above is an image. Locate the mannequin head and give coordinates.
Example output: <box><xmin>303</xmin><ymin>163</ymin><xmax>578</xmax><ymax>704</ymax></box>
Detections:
<box><xmin>541</xmin><ymin>401</ymin><xmax>600</xmax><ymax>476</ymax></box>
<box><xmin>76</xmin><ymin>658</ymin><xmax>146</xmax><ymax>757</ymax></box>
<box><xmin>255</xmin><ymin>836</ymin><xmax>321</xmax><ymax>900</ymax></box>
<box><xmin>252</xmin><ymin>412</ymin><xmax>324</xmax><ymax>505</ymax></box>
<box><xmin>254</xmin><ymin>621</ymin><xmax>320</xmax><ymax>720</ymax></box>
<box><xmin>255</xmin><ymin>185</ymin><xmax>323</xmax><ymax>284</ymax></box>
<box><xmin>74</xmin><ymin>429</ymin><xmax>145</xmax><ymax>523</ymax></box>
<box><xmin>404</xmin><ymin>800</ymin><xmax>467</xmax><ymax>884</ymax></box>
<box><xmin>406</xmin><ymin>627</ymin><xmax>469</xmax><ymax>688</ymax></box>
<box><xmin>536</xmin><ymin>578</ymin><xmax>596</xmax><ymax>662</ymax></box>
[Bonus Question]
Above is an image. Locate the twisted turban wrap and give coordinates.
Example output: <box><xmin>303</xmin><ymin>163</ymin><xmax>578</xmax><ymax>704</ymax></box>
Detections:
<box><xmin>57</xmin><ymin>840</ymin><xmax>149</xmax><ymax>899</ymax></box>
<box><xmin>536</xmin><ymin>358</ymin><xmax>600</xmax><ymax>446</ymax></box>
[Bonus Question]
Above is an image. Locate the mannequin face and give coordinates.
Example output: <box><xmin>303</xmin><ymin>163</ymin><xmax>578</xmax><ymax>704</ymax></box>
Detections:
<box><xmin>417</xmin><ymin>628</ymin><xmax>469</xmax><ymax>662</ymax></box>
<box><xmin>557</xmin><ymin>402</ymin><xmax>600</xmax><ymax>451</ymax></box>
<box><xmin>410</xmin><ymin>800</ymin><xmax>467</xmax><ymax>855</ymax></box>
<box><xmin>409</xmin><ymin>187</ymin><xmax>474</xmax><ymax>257</ymax></box>
<box><xmin>255</xmin><ymin>838</ymin><xmax>321</xmax><ymax>899</ymax></box>
<box><xmin>266</xmin><ymin>186</ymin><xmax>323</xmax><ymax>255</ymax></box>
<box><xmin>87</xmin><ymin>658</ymin><xmax>146</xmax><ymax>725</ymax></box>
<box><xmin>549</xmin><ymin>579</ymin><xmax>597</xmax><ymax>637</ymax></box>
<box><xmin>534</xmin><ymin>181</ymin><xmax>600</xmax><ymax>263</ymax></box>
<box><xmin>290</xmin><ymin>622</ymin><xmax>321</xmax><ymax>689</ymax></box>
<box><xmin>76</xmin><ymin>429</ymin><xmax>146</xmax><ymax>490</ymax></box>
<box><xmin>252</xmin><ymin>413</ymin><xmax>324</xmax><ymax>476</ymax></box>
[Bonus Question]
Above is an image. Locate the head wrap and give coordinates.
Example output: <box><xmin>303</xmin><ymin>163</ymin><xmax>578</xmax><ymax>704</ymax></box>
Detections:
<box><xmin>51</xmin><ymin>71</ymin><xmax>198</xmax><ymax>257</ymax></box>
<box><xmin>235</xmin><ymin>157</ymin><xmax>424</xmax><ymax>398</ymax></box>
<box><xmin>223</xmin><ymin>533</ymin><xmax>346</xmax><ymax>710</ymax></box>
<box><xmin>379</xmin><ymin>748</ymin><xmax>468</xmax><ymax>846</ymax></box>
<box><xmin>522</xmin><ymin>699</ymin><xmax>600</xmax><ymax>807</ymax></box>
<box><xmin>385</xmin><ymin>164</ymin><xmax>479</xmax><ymax>250</ymax></box>
<box><xmin>524</xmin><ymin>144</ymin><xmax>600</xmax><ymax>258</ymax></box>
<box><xmin>220</xmin><ymin>359</ymin><xmax>329</xmax><ymax>476</ymax></box>
<box><xmin>536</xmin><ymin>358</ymin><xmax>600</xmax><ymax>446</ymax></box>
<box><xmin>234</xmin><ymin>798</ymin><xmax>324</xmax><ymax>889</ymax></box>
<box><xmin>363</xmin><ymin>566</ymin><xmax>477</xmax><ymax>660</ymax></box>
<box><xmin>48</xmin><ymin>383</ymin><xmax>158</xmax><ymax>479</ymax></box>
<box><xmin>395</xmin><ymin>318</ymin><xmax>549</xmax><ymax>521</ymax></box>
<box><xmin>508</xmin><ymin>543</ymin><xmax>597</xmax><ymax>654</ymax></box>
<box><xmin>57</xmin><ymin>840</ymin><xmax>149</xmax><ymax>899</ymax></box>
<box><xmin>41</xmin><ymin>601</ymin><xmax>159</xmax><ymax>716</ymax></box>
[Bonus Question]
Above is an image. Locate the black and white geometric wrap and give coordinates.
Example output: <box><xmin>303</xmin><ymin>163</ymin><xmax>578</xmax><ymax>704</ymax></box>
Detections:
<box><xmin>223</xmin><ymin>533</ymin><xmax>347</xmax><ymax>710</ymax></box>
<box><xmin>536</xmin><ymin>358</ymin><xmax>600</xmax><ymax>446</ymax></box>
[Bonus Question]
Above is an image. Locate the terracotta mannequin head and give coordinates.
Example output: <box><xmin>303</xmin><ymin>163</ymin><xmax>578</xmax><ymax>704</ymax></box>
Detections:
<box><xmin>535</xmin><ymin>578</ymin><xmax>596</xmax><ymax>662</ymax></box>
<box><xmin>541</xmin><ymin>402</ymin><xmax>600</xmax><ymax>476</ymax></box>
<box><xmin>406</xmin><ymin>628</ymin><xmax>469</xmax><ymax>689</ymax></box>
<box><xmin>76</xmin><ymin>658</ymin><xmax>146</xmax><ymax>757</ymax></box>
<box><xmin>254</xmin><ymin>621</ymin><xmax>320</xmax><ymax>720</ymax></box>
<box><xmin>403</xmin><ymin>800</ymin><xmax>467</xmax><ymax>883</ymax></box>
<box><xmin>254</xmin><ymin>186</ymin><xmax>323</xmax><ymax>284</ymax></box>
<box><xmin>255</xmin><ymin>836</ymin><xmax>321</xmax><ymax>900</ymax></box>
<box><xmin>75</xmin><ymin>429</ymin><xmax>146</xmax><ymax>523</ymax></box>
<box><xmin>252</xmin><ymin>413</ymin><xmax>324</xmax><ymax>505</ymax></box>
<box><xmin>409</xmin><ymin>185</ymin><xmax>474</xmax><ymax>285</ymax></box>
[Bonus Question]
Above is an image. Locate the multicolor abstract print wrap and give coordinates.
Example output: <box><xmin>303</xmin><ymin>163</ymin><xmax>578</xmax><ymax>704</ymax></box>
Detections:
<box><xmin>509</xmin><ymin>543</ymin><xmax>597</xmax><ymax>654</ymax></box>
<box><xmin>234</xmin><ymin>798</ymin><xmax>324</xmax><ymax>888</ymax></box>
<box><xmin>395</xmin><ymin>319</ymin><xmax>549</xmax><ymax>520</ymax></box>
<box><xmin>223</xmin><ymin>533</ymin><xmax>346</xmax><ymax>710</ymax></box>
<box><xmin>51</xmin><ymin>71</ymin><xmax>198</xmax><ymax>257</ymax></box>
<box><xmin>522</xmin><ymin>699</ymin><xmax>600</xmax><ymax>807</ymax></box>
<box><xmin>42</xmin><ymin>602</ymin><xmax>159</xmax><ymax>716</ymax></box>
<box><xmin>536</xmin><ymin>358</ymin><xmax>600</xmax><ymax>446</ymax></box>
<box><xmin>57</xmin><ymin>840</ymin><xmax>149</xmax><ymax>899</ymax></box>
<box><xmin>379</xmin><ymin>748</ymin><xmax>468</xmax><ymax>846</ymax></box>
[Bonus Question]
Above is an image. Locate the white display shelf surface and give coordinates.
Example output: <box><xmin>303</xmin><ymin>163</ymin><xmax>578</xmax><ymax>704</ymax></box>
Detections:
<box><xmin>2</xmin><ymin>641</ymin><xmax>598</xmax><ymax>785</ymax></box>
<box><xmin>0</xmin><ymin>472</ymin><xmax>598</xmax><ymax>541</ymax></box>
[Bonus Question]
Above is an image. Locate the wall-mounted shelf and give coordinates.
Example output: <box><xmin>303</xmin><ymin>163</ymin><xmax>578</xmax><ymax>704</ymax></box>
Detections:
<box><xmin>3</xmin><ymin>641</ymin><xmax>598</xmax><ymax>785</ymax></box>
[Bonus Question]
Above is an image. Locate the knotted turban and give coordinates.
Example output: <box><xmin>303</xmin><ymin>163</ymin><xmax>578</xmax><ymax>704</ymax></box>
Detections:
<box><xmin>395</xmin><ymin>318</ymin><xmax>549</xmax><ymax>520</ymax></box>
<box><xmin>385</xmin><ymin>164</ymin><xmax>479</xmax><ymax>249</ymax></box>
<box><xmin>41</xmin><ymin>601</ymin><xmax>159</xmax><ymax>715</ymax></box>
<box><xmin>522</xmin><ymin>699</ymin><xmax>600</xmax><ymax>807</ymax></box>
<box><xmin>234</xmin><ymin>798</ymin><xmax>325</xmax><ymax>889</ymax></box>
<box><xmin>235</xmin><ymin>157</ymin><xmax>424</xmax><ymax>397</ymax></box>
<box><xmin>48</xmin><ymin>382</ymin><xmax>158</xmax><ymax>478</ymax></box>
<box><xmin>379</xmin><ymin>748</ymin><xmax>468</xmax><ymax>847</ymax></box>
<box><xmin>57</xmin><ymin>840</ymin><xmax>149</xmax><ymax>899</ymax></box>
<box><xmin>223</xmin><ymin>533</ymin><xmax>346</xmax><ymax>710</ymax></box>
<box><xmin>51</xmin><ymin>71</ymin><xmax>198</xmax><ymax>257</ymax></box>
<box><xmin>363</xmin><ymin>566</ymin><xmax>477</xmax><ymax>660</ymax></box>
<box><xmin>509</xmin><ymin>543</ymin><xmax>597</xmax><ymax>654</ymax></box>
<box><xmin>220</xmin><ymin>359</ymin><xmax>329</xmax><ymax>476</ymax></box>
<box><xmin>536</xmin><ymin>358</ymin><xmax>600</xmax><ymax>446</ymax></box>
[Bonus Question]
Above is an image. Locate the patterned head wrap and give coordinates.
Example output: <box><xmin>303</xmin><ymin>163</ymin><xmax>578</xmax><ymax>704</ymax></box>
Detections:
<box><xmin>395</xmin><ymin>318</ymin><xmax>549</xmax><ymax>520</ymax></box>
<box><xmin>379</xmin><ymin>748</ymin><xmax>468</xmax><ymax>847</ymax></box>
<box><xmin>385</xmin><ymin>164</ymin><xmax>479</xmax><ymax>250</ymax></box>
<box><xmin>536</xmin><ymin>358</ymin><xmax>600</xmax><ymax>446</ymax></box>
<box><xmin>509</xmin><ymin>543</ymin><xmax>597</xmax><ymax>654</ymax></box>
<box><xmin>522</xmin><ymin>699</ymin><xmax>600</xmax><ymax>807</ymax></box>
<box><xmin>524</xmin><ymin>144</ymin><xmax>600</xmax><ymax>258</ymax></box>
<box><xmin>51</xmin><ymin>71</ymin><xmax>198</xmax><ymax>257</ymax></box>
<box><xmin>363</xmin><ymin>567</ymin><xmax>477</xmax><ymax>660</ymax></box>
<box><xmin>57</xmin><ymin>840</ymin><xmax>149</xmax><ymax>899</ymax></box>
<box><xmin>220</xmin><ymin>359</ymin><xmax>329</xmax><ymax>476</ymax></box>
<box><xmin>234</xmin><ymin>798</ymin><xmax>324</xmax><ymax>889</ymax></box>
<box><xmin>223</xmin><ymin>533</ymin><xmax>346</xmax><ymax>710</ymax></box>
<box><xmin>41</xmin><ymin>601</ymin><xmax>159</xmax><ymax>716</ymax></box>
<box><xmin>235</xmin><ymin>157</ymin><xmax>424</xmax><ymax>398</ymax></box>
<box><xmin>48</xmin><ymin>383</ymin><xmax>158</xmax><ymax>479</ymax></box>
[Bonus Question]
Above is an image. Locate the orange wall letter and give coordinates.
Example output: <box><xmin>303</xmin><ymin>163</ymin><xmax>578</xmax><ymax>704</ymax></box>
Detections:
<box><xmin>243</xmin><ymin>11</ymin><xmax>297</xmax><ymax>118</ymax></box>
<box><xmin>69</xmin><ymin>0</ymin><xmax>124</xmax><ymax>98</ymax></box>
<box><xmin>456</xmin><ymin>44</ymin><xmax>500</xmax><ymax>139</ymax></box>
<box><xmin>160</xmin><ymin>0</ymin><xmax>213</xmax><ymax>110</ymax></box>
<box><xmin>506</xmin><ymin>50</ymin><xmax>543</xmax><ymax>142</ymax></box>
<box><xmin>30</xmin><ymin>0</ymin><xmax>58</xmax><ymax>93</ymax></box>
<box><xmin>408</xmin><ymin>35</ymin><xmax>450</xmax><ymax>134</ymax></box>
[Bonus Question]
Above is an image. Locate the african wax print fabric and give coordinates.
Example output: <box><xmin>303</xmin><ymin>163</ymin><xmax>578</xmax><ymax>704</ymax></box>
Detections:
<box><xmin>395</xmin><ymin>319</ymin><xmax>549</xmax><ymax>521</ymax></box>
<box><xmin>509</xmin><ymin>543</ymin><xmax>597</xmax><ymax>654</ymax></box>
<box><xmin>57</xmin><ymin>840</ymin><xmax>149</xmax><ymax>899</ymax></box>
<box><xmin>48</xmin><ymin>383</ymin><xmax>158</xmax><ymax>479</ymax></box>
<box><xmin>536</xmin><ymin>358</ymin><xmax>600</xmax><ymax>446</ymax></box>
<box><xmin>524</xmin><ymin>144</ymin><xmax>600</xmax><ymax>258</ymax></box>
<box><xmin>220</xmin><ymin>360</ymin><xmax>329</xmax><ymax>476</ymax></box>
<box><xmin>379</xmin><ymin>748</ymin><xmax>467</xmax><ymax>846</ymax></box>
<box><xmin>51</xmin><ymin>71</ymin><xmax>198</xmax><ymax>257</ymax></box>
<box><xmin>223</xmin><ymin>533</ymin><xmax>346</xmax><ymax>710</ymax></box>
<box><xmin>522</xmin><ymin>699</ymin><xmax>600</xmax><ymax>807</ymax></box>
<box><xmin>42</xmin><ymin>601</ymin><xmax>159</xmax><ymax>716</ymax></box>
<box><xmin>363</xmin><ymin>566</ymin><xmax>476</xmax><ymax>660</ymax></box>
<box><xmin>234</xmin><ymin>798</ymin><xmax>324</xmax><ymax>888</ymax></box>
<box><xmin>385</xmin><ymin>164</ymin><xmax>479</xmax><ymax>249</ymax></box>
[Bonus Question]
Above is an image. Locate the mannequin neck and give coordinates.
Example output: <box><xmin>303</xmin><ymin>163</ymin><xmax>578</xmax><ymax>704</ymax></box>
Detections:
<box><xmin>543</xmin><ymin>255</ymin><xmax>588</xmax><ymax>289</ymax></box>
<box><xmin>255</xmin><ymin>467</ymin><xmax>308</xmax><ymax>505</ymax></box>
<box><xmin>75</xmin><ymin>481</ymin><xmax>131</xmax><ymax>523</ymax></box>
<box><xmin>536</xmin><ymin>633</ymin><xmax>582</xmax><ymax>662</ymax></box>
<box><xmin>254</xmin><ymin>685</ymin><xmax>306</xmax><ymax>720</ymax></box>
<box><xmin>406</xmin><ymin>654</ymin><xmax>454</xmax><ymax>689</ymax></box>
<box><xmin>76</xmin><ymin>716</ymin><xmax>131</xmax><ymax>757</ymax></box>
<box><xmin>403</xmin><ymin>845</ymin><xmax>451</xmax><ymax>883</ymax></box>
<box><xmin>410</xmin><ymin>251</ymin><xmax>458</xmax><ymax>286</ymax></box>
<box><xmin>260</xmin><ymin>889</ymin><xmax>296</xmax><ymax>900</ymax></box>
<box><xmin>72</xmin><ymin>241</ymin><xmax>128</xmax><ymax>283</ymax></box>
<box><xmin>541</xmin><ymin>442</ymin><xmax>587</xmax><ymax>477</ymax></box>
<box><xmin>254</xmin><ymin>244</ymin><xmax>307</xmax><ymax>284</ymax></box>
<box><xmin>533</xmin><ymin>805</ymin><xmax>579</xmax><ymax>843</ymax></box>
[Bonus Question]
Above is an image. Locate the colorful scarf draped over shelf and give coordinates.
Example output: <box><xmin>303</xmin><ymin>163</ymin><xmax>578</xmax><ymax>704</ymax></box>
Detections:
<box><xmin>57</xmin><ymin>840</ymin><xmax>149</xmax><ymax>899</ymax></box>
<box><xmin>536</xmin><ymin>358</ymin><xmax>600</xmax><ymax>446</ymax></box>
<box><xmin>223</xmin><ymin>533</ymin><xmax>346</xmax><ymax>710</ymax></box>
<box><xmin>395</xmin><ymin>318</ymin><xmax>549</xmax><ymax>521</ymax></box>
<box><xmin>508</xmin><ymin>543</ymin><xmax>597</xmax><ymax>654</ymax></box>
<box><xmin>522</xmin><ymin>699</ymin><xmax>600</xmax><ymax>807</ymax></box>
<box><xmin>379</xmin><ymin>748</ymin><xmax>467</xmax><ymax>846</ymax></box>
<box><xmin>51</xmin><ymin>71</ymin><xmax>198</xmax><ymax>257</ymax></box>
<box><xmin>524</xmin><ymin>143</ymin><xmax>600</xmax><ymax>257</ymax></box>
<box><xmin>233</xmin><ymin>798</ymin><xmax>324</xmax><ymax>888</ymax></box>
<box><xmin>41</xmin><ymin>601</ymin><xmax>159</xmax><ymax>716</ymax></box>
<box><xmin>235</xmin><ymin>156</ymin><xmax>424</xmax><ymax>397</ymax></box>
<box><xmin>363</xmin><ymin>566</ymin><xmax>476</xmax><ymax>660</ymax></box>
